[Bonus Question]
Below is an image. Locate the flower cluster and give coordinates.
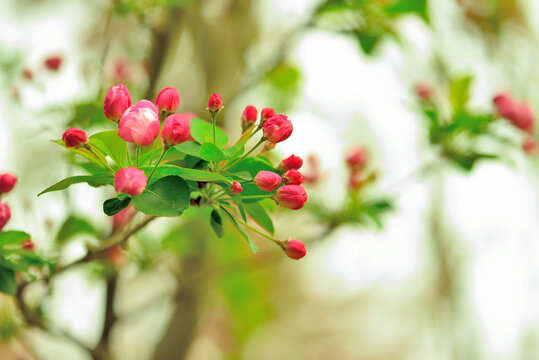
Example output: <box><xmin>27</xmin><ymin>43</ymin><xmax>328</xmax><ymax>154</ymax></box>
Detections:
<box><xmin>47</xmin><ymin>85</ymin><xmax>309</xmax><ymax>260</ymax></box>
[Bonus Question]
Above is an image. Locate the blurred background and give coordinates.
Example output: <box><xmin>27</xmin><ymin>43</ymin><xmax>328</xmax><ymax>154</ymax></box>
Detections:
<box><xmin>2</xmin><ymin>0</ymin><xmax>539</xmax><ymax>359</ymax></box>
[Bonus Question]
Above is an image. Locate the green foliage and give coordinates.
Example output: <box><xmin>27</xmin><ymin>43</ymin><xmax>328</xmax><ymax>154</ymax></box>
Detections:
<box><xmin>132</xmin><ymin>176</ymin><xmax>190</xmax><ymax>217</ymax></box>
<box><xmin>210</xmin><ymin>209</ymin><xmax>225</xmax><ymax>238</ymax></box>
<box><xmin>140</xmin><ymin>164</ymin><xmax>229</xmax><ymax>184</ymax></box>
<box><xmin>220</xmin><ymin>206</ymin><xmax>260</xmax><ymax>253</ymax></box>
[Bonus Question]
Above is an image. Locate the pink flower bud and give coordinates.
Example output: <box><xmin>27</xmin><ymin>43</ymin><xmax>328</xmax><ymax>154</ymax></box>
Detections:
<box><xmin>114</xmin><ymin>167</ymin><xmax>148</xmax><ymax>197</ymax></box>
<box><xmin>119</xmin><ymin>100</ymin><xmax>160</xmax><ymax>146</ymax></box>
<box><xmin>44</xmin><ymin>55</ymin><xmax>62</xmax><ymax>71</ymax></box>
<box><xmin>254</xmin><ymin>171</ymin><xmax>282</xmax><ymax>192</ymax></box>
<box><xmin>0</xmin><ymin>173</ymin><xmax>17</xmax><ymax>194</ymax></box>
<box><xmin>261</xmin><ymin>107</ymin><xmax>275</xmax><ymax>122</ymax></box>
<box><xmin>281</xmin><ymin>154</ymin><xmax>303</xmax><ymax>171</ymax></box>
<box><xmin>112</xmin><ymin>205</ymin><xmax>137</xmax><ymax>231</ymax></box>
<box><xmin>208</xmin><ymin>92</ymin><xmax>223</xmax><ymax>113</ymax></box>
<box><xmin>230</xmin><ymin>180</ymin><xmax>243</xmax><ymax>194</ymax></box>
<box><xmin>415</xmin><ymin>83</ymin><xmax>433</xmax><ymax>102</ymax></box>
<box><xmin>104</xmin><ymin>84</ymin><xmax>132</xmax><ymax>122</ymax></box>
<box><xmin>512</xmin><ymin>102</ymin><xmax>535</xmax><ymax>133</ymax></box>
<box><xmin>282</xmin><ymin>238</ymin><xmax>306</xmax><ymax>260</ymax></box>
<box><xmin>155</xmin><ymin>87</ymin><xmax>180</xmax><ymax>115</ymax></box>
<box><xmin>346</xmin><ymin>147</ymin><xmax>368</xmax><ymax>170</ymax></box>
<box><xmin>283</xmin><ymin>169</ymin><xmax>304</xmax><ymax>185</ymax></box>
<box><xmin>22</xmin><ymin>240</ymin><xmax>34</xmax><ymax>250</ymax></box>
<box><xmin>493</xmin><ymin>93</ymin><xmax>516</xmax><ymax>119</ymax></box>
<box><xmin>263</xmin><ymin>114</ymin><xmax>293</xmax><ymax>144</ymax></box>
<box><xmin>523</xmin><ymin>136</ymin><xmax>537</xmax><ymax>155</ymax></box>
<box><xmin>241</xmin><ymin>105</ymin><xmax>258</xmax><ymax>130</ymax></box>
<box><xmin>161</xmin><ymin>113</ymin><xmax>191</xmax><ymax>147</ymax></box>
<box><xmin>62</xmin><ymin>128</ymin><xmax>88</xmax><ymax>148</ymax></box>
<box><xmin>275</xmin><ymin>185</ymin><xmax>307</xmax><ymax>210</ymax></box>
<box><xmin>0</xmin><ymin>203</ymin><xmax>10</xmax><ymax>231</ymax></box>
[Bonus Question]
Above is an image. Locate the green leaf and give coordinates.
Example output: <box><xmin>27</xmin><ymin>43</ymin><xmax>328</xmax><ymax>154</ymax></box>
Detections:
<box><xmin>200</xmin><ymin>143</ymin><xmax>226</xmax><ymax>162</ymax></box>
<box><xmin>232</xmin><ymin>195</ymin><xmax>247</xmax><ymax>223</ymax></box>
<box><xmin>0</xmin><ymin>268</ymin><xmax>16</xmax><ymax>295</ymax></box>
<box><xmin>140</xmin><ymin>165</ymin><xmax>229</xmax><ymax>184</ymax></box>
<box><xmin>39</xmin><ymin>175</ymin><xmax>113</xmax><ymax>196</ymax></box>
<box><xmin>245</xmin><ymin>202</ymin><xmax>275</xmax><ymax>235</ymax></box>
<box><xmin>56</xmin><ymin>216</ymin><xmax>99</xmax><ymax>244</ymax></box>
<box><xmin>89</xmin><ymin>130</ymin><xmax>127</xmax><ymax>168</ymax></box>
<box><xmin>220</xmin><ymin>206</ymin><xmax>259</xmax><ymax>253</ymax></box>
<box><xmin>132</xmin><ymin>175</ymin><xmax>190</xmax><ymax>217</ymax></box>
<box><xmin>174</xmin><ymin>142</ymin><xmax>202</xmax><ymax>157</ymax></box>
<box><xmin>190</xmin><ymin>118</ymin><xmax>229</xmax><ymax>147</ymax></box>
<box><xmin>210</xmin><ymin>209</ymin><xmax>224</xmax><ymax>238</ymax></box>
<box><xmin>103</xmin><ymin>197</ymin><xmax>131</xmax><ymax>216</ymax></box>
<box><xmin>0</xmin><ymin>231</ymin><xmax>31</xmax><ymax>248</ymax></box>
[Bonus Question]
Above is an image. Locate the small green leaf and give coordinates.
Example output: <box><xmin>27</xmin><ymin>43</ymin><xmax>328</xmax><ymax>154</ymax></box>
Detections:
<box><xmin>245</xmin><ymin>202</ymin><xmax>275</xmax><ymax>235</ymax></box>
<box><xmin>232</xmin><ymin>195</ymin><xmax>247</xmax><ymax>223</ymax></box>
<box><xmin>56</xmin><ymin>216</ymin><xmax>99</xmax><ymax>244</ymax></box>
<box><xmin>210</xmin><ymin>209</ymin><xmax>224</xmax><ymax>238</ymax></box>
<box><xmin>0</xmin><ymin>231</ymin><xmax>31</xmax><ymax>248</ymax></box>
<box><xmin>190</xmin><ymin>118</ymin><xmax>229</xmax><ymax>147</ymax></box>
<box><xmin>89</xmin><ymin>130</ymin><xmax>127</xmax><ymax>168</ymax></box>
<box><xmin>0</xmin><ymin>268</ymin><xmax>16</xmax><ymax>295</ymax></box>
<box><xmin>39</xmin><ymin>175</ymin><xmax>113</xmax><ymax>196</ymax></box>
<box><xmin>103</xmin><ymin>197</ymin><xmax>131</xmax><ymax>216</ymax></box>
<box><xmin>132</xmin><ymin>176</ymin><xmax>190</xmax><ymax>217</ymax></box>
<box><xmin>200</xmin><ymin>143</ymin><xmax>226</xmax><ymax>162</ymax></box>
<box><xmin>220</xmin><ymin>206</ymin><xmax>259</xmax><ymax>253</ymax></box>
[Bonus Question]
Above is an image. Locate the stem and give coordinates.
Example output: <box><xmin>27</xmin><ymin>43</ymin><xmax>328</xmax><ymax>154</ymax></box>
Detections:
<box><xmin>147</xmin><ymin>147</ymin><xmax>169</xmax><ymax>184</ymax></box>
<box><xmin>211</xmin><ymin>112</ymin><xmax>217</xmax><ymax>145</ymax></box>
<box><xmin>238</xmin><ymin>195</ymin><xmax>272</xmax><ymax>200</ymax></box>
<box><xmin>136</xmin><ymin>145</ymin><xmax>141</xmax><ymax>167</ymax></box>
<box><xmin>126</xmin><ymin>143</ymin><xmax>132</xmax><ymax>167</ymax></box>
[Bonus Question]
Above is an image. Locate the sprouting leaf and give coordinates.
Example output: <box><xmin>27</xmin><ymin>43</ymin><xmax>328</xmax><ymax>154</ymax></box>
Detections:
<box><xmin>132</xmin><ymin>176</ymin><xmax>190</xmax><ymax>217</ymax></box>
<box><xmin>450</xmin><ymin>75</ymin><xmax>473</xmax><ymax>112</ymax></box>
<box><xmin>39</xmin><ymin>175</ymin><xmax>113</xmax><ymax>196</ymax></box>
